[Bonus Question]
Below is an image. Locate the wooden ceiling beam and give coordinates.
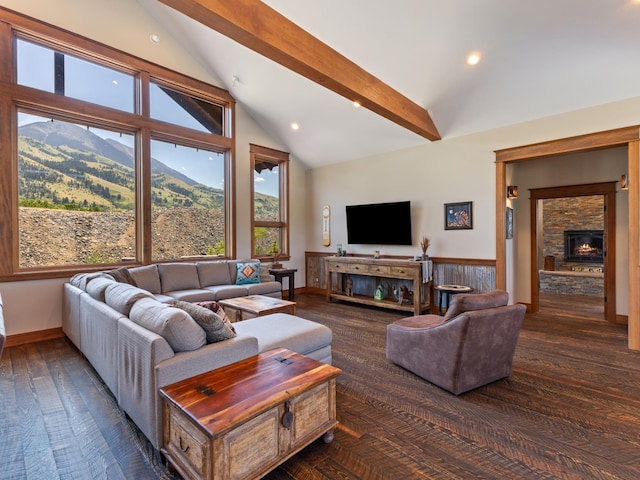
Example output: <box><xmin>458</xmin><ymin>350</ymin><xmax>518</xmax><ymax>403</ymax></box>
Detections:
<box><xmin>159</xmin><ymin>0</ymin><xmax>441</xmax><ymax>141</ymax></box>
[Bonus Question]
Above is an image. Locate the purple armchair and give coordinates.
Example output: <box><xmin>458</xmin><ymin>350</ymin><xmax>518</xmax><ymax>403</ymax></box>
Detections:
<box><xmin>386</xmin><ymin>290</ymin><xmax>525</xmax><ymax>395</ymax></box>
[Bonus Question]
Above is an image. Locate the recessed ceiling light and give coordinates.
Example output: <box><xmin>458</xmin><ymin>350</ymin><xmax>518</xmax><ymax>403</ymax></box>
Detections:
<box><xmin>352</xmin><ymin>100</ymin><xmax>361</xmax><ymax>108</ymax></box>
<box><xmin>150</xmin><ymin>34</ymin><xmax>160</xmax><ymax>45</ymax></box>
<box><xmin>291</xmin><ymin>122</ymin><xmax>300</xmax><ymax>130</ymax></box>
<box><xmin>467</xmin><ymin>53</ymin><xmax>481</xmax><ymax>65</ymax></box>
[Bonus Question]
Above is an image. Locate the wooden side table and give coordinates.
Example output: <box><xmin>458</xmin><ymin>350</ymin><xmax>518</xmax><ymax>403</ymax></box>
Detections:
<box><xmin>269</xmin><ymin>268</ymin><xmax>297</xmax><ymax>300</ymax></box>
<box><xmin>434</xmin><ymin>284</ymin><xmax>473</xmax><ymax>314</ymax></box>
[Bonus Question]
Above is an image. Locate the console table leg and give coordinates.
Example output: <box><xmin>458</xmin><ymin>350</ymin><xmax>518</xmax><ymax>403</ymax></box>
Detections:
<box><xmin>323</xmin><ymin>428</ymin><xmax>335</xmax><ymax>444</ymax></box>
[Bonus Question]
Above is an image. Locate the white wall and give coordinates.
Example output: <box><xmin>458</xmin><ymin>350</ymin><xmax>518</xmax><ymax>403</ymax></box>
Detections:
<box><xmin>0</xmin><ymin>1</ymin><xmax>306</xmax><ymax>335</ymax></box>
<box><xmin>306</xmin><ymin>98</ymin><xmax>640</xmax><ymax>310</ymax></box>
<box><xmin>306</xmin><ymin>138</ymin><xmax>497</xmax><ymax>259</ymax></box>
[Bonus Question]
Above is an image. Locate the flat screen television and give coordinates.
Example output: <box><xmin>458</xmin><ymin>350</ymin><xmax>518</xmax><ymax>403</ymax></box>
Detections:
<box><xmin>346</xmin><ymin>201</ymin><xmax>412</xmax><ymax>245</ymax></box>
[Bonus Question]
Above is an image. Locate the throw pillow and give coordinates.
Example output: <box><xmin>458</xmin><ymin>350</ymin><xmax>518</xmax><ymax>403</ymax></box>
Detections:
<box><xmin>236</xmin><ymin>262</ymin><xmax>260</xmax><ymax>285</ymax></box>
<box><xmin>85</xmin><ymin>276</ymin><xmax>117</xmax><ymax>302</ymax></box>
<box><xmin>129</xmin><ymin>297</ymin><xmax>206</xmax><ymax>352</ymax></box>
<box><xmin>107</xmin><ymin>266</ymin><xmax>138</xmax><ymax>286</ymax></box>
<box><xmin>171</xmin><ymin>300</ymin><xmax>237</xmax><ymax>343</ymax></box>
<box><xmin>193</xmin><ymin>301</ymin><xmax>236</xmax><ymax>333</ymax></box>
<box><xmin>104</xmin><ymin>283</ymin><xmax>154</xmax><ymax>316</ymax></box>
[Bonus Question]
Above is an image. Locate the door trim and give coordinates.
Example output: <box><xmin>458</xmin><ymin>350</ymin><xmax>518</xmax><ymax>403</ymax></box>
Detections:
<box><xmin>494</xmin><ymin>125</ymin><xmax>640</xmax><ymax>348</ymax></box>
<box><xmin>528</xmin><ymin>183</ymin><xmax>616</xmax><ymax>323</ymax></box>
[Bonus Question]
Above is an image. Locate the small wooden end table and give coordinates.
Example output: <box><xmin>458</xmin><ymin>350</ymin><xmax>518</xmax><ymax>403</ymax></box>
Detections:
<box><xmin>160</xmin><ymin>348</ymin><xmax>341</xmax><ymax>480</ymax></box>
<box><xmin>218</xmin><ymin>294</ymin><xmax>296</xmax><ymax>322</ymax></box>
<box><xmin>434</xmin><ymin>284</ymin><xmax>473</xmax><ymax>314</ymax></box>
<box><xmin>269</xmin><ymin>268</ymin><xmax>298</xmax><ymax>300</ymax></box>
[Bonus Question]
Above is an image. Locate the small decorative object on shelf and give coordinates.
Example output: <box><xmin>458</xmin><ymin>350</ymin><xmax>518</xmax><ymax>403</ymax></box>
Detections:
<box><xmin>420</xmin><ymin>235</ymin><xmax>430</xmax><ymax>260</ymax></box>
<box><xmin>374</xmin><ymin>250</ymin><xmax>380</xmax><ymax>259</ymax></box>
<box><xmin>395</xmin><ymin>285</ymin><xmax>413</xmax><ymax>304</ymax></box>
<box><xmin>269</xmin><ymin>240</ymin><xmax>282</xmax><ymax>268</ymax></box>
<box><xmin>374</xmin><ymin>283</ymin><xmax>384</xmax><ymax>300</ymax></box>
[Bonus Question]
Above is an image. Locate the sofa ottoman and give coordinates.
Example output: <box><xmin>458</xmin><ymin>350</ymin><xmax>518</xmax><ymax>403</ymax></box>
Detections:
<box><xmin>233</xmin><ymin>313</ymin><xmax>332</xmax><ymax>365</ymax></box>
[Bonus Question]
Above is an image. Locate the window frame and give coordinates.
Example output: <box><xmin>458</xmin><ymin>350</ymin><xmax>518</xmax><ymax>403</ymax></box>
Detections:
<box><xmin>0</xmin><ymin>9</ymin><xmax>236</xmax><ymax>281</ymax></box>
<box><xmin>250</xmin><ymin>144</ymin><xmax>290</xmax><ymax>261</ymax></box>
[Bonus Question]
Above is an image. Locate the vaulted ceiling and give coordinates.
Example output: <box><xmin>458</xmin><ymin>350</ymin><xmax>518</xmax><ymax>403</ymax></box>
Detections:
<box><xmin>137</xmin><ymin>0</ymin><xmax>640</xmax><ymax>168</ymax></box>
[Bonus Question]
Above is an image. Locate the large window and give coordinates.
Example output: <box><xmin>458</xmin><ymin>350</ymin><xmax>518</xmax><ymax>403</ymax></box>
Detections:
<box><xmin>251</xmin><ymin>144</ymin><xmax>289</xmax><ymax>260</ymax></box>
<box><xmin>0</xmin><ymin>11</ymin><xmax>235</xmax><ymax>279</ymax></box>
<box><xmin>18</xmin><ymin>112</ymin><xmax>136</xmax><ymax>267</ymax></box>
<box><xmin>17</xmin><ymin>38</ymin><xmax>135</xmax><ymax>113</ymax></box>
<box><xmin>150</xmin><ymin>81</ymin><xmax>223</xmax><ymax>135</ymax></box>
<box><xmin>150</xmin><ymin>140</ymin><xmax>226</xmax><ymax>260</ymax></box>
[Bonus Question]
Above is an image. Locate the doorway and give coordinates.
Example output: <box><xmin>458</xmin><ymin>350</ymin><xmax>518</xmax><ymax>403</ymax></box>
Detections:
<box><xmin>494</xmin><ymin>126</ymin><xmax>640</xmax><ymax>349</ymax></box>
<box><xmin>529</xmin><ymin>183</ymin><xmax>616</xmax><ymax>322</ymax></box>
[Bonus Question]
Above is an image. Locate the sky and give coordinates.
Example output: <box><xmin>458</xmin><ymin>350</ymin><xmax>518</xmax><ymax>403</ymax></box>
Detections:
<box><xmin>16</xmin><ymin>38</ymin><xmax>280</xmax><ymax>196</ymax></box>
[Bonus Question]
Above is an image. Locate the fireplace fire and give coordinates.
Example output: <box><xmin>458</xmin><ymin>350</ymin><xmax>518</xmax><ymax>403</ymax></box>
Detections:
<box><xmin>564</xmin><ymin>230</ymin><xmax>603</xmax><ymax>263</ymax></box>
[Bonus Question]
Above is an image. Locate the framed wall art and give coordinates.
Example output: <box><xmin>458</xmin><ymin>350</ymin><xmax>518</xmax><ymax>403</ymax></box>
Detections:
<box><xmin>506</xmin><ymin>207</ymin><xmax>514</xmax><ymax>239</ymax></box>
<box><xmin>444</xmin><ymin>201</ymin><xmax>473</xmax><ymax>230</ymax></box>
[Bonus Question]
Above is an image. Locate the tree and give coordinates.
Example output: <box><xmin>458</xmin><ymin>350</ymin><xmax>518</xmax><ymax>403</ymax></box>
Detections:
<box><xmin>206</xmin><ymin>240</ymin><xmax>225</xmax><ymax>256</ymax></box>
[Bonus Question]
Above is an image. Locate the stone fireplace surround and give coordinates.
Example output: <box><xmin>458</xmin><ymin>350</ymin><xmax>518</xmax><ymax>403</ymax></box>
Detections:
<box><xmin>539</xmin><ymin>196</ymin><xmax>604</xmax><ymax>298</ymax></box>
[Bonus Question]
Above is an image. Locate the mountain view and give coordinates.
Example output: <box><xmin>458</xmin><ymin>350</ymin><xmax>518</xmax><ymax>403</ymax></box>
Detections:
<box><xmin>18</xmin><ymin>121</ymin><xmax>225</xmax><ymax>212</ymax></box>
<box><xmin>18</xmin><ymin>121</ymin><xmax>278</xmax><ymax>266</ymax></box>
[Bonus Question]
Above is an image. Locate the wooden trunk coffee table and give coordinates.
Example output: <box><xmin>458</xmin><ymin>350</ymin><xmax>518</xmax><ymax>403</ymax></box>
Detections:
<box><xmin>160</xmin><ymin>348</ymin><xmax>341</xmax><ymax>480</ymax></box>
<box><xmin>218</xmin><ymin>294</ymin><xmax>296</xmax><ymax>321</ymax></box>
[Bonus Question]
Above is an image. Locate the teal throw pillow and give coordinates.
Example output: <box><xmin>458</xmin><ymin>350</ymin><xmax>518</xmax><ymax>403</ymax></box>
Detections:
<box><xmin>236</xmin><ymin>262</ymin><xmax>260</xmax><ymax>285</ymax></box>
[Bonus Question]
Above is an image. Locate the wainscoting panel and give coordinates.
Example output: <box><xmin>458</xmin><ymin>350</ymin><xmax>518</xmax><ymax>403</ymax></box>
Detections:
<box><xmin>305</xmin><ymin>253</ymin><xmax>496</xmax><ymax>303</ymax></box>
<box><xmin>433</xmin><ymin>262</ymin><xmax>496</xmax><ymax>294</ymax></box>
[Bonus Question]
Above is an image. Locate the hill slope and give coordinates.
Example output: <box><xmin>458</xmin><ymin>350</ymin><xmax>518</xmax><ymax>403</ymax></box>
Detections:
<box><xmin>18</xmin><ymin>121</ymin><xmax>227</xmax><ymax>211</ymax></box>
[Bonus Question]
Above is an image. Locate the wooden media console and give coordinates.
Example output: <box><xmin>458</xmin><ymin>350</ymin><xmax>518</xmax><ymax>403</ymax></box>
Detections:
<box><xmin>325</xmin><ymin>256</ymin><xmax>431</xmax><ymax>315</ymax></box>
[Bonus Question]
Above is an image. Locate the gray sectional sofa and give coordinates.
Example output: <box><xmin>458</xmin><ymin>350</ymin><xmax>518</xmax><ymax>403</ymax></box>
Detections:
<box><xmin>63</xmin><ymin>259</ymin><xmax>332</xmax><ymax>449</ymax></box>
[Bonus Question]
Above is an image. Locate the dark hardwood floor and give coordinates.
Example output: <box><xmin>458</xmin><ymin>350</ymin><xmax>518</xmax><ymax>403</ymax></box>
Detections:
<box><xmin>539</xmin><ymin>292</ymin><xmax>604</xmax><ymax>321</ymax></box>
<box><xmin>3</xmin><ymin>292</ymin><xmax>640</xmax><ymax>479</ymax></box>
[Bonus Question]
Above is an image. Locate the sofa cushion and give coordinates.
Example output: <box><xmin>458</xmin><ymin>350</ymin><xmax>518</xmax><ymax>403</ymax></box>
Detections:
<box><xmin>85</xmin><ymin>276</ymin><xmax>117</xmax><ymax>302</ymax></box>
<box><xmin>129</xmin><ymin>297</ymin><xmax>206</xmax><ymax>352</ymax></box>
<box><xmin>128</xmin><ymin>265</ymin><xmax>161</xmax><ymax>294</ymax></box>
<box><xmin>158</xmin><ymin>263</ymin><xmax>200</xmax><ymax>292</ymax></box>
<box><xmin>104</xmin><ymin>283</ymin><xmax>154</xmax><ymax>315</ymax></box>
<box><xmin>245</xmin><ymin>281</ymin><xmax>283</xmax><ymax>296</ymax></box>
<box><xmin>197</xmin><ymin>261</ymin><xmax>232</xmax><ymax>287</ymax></box>
<box><xmin>194</xmin><ymin>301</ymin><xmax>235</xmax><ymax>333</ymax></box>
<box><xmin>163</xmin><ymin>289</ymin><xmax>216</xmax><ymax>303</ymax></box>
<box><xmin>203</xmin><ymin>285</ymin><xmax>249</xmax><ymax>300</ymax></box>
<box><xmin>106</xmin><ymin>266</ymin><xmax>137</xmax><ymax>286</ymax></box>
<box><xmin>391</xmin><ymin>314</ymin><xmax>446</xmax><ymax>329</ymax></box>
<box><xmin>443</xmin><ymin>290</ymin><xmax>509</xmax><ymax>322</ymax></box>
<box><xmin>171</xmin><ymin>300</ymin><xmax>236</xmax><ymax>344</ymax></box>
<box><xmin>154</xmin><ymin>293</ymin><xmax>180</xmax><ymax>304</ymax></box>
<box><xmin>235</xmin><ymin>262</ymin><xmax>260</xmax><ymax>285</ymax></box>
